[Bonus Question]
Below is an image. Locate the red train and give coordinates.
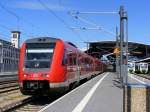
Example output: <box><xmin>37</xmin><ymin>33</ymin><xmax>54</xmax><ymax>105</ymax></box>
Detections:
<box><xmin>18</xmin><ymin>37</ymin><xmax>106</xmax><ymax>95</ymax></box>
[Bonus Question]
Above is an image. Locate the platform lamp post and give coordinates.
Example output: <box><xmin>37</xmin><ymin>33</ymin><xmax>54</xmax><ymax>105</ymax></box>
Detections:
<box><xmin>119</xmin><ymin>6</ymin><xmax>128</xmax><ymax>87</ymax></box>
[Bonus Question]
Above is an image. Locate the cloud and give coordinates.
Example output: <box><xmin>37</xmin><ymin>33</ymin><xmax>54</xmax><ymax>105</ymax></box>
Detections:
<box><xmin>10</xmin><ymin>1</ymin><xmax>70</xmax><ymax>11</ymax></box>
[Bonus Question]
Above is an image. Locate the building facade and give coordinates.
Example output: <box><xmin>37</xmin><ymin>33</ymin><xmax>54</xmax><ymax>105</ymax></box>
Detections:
<box><xmin>11</xmin><ymin>31</ymin><xmax>20</xmax><ymax>48</ymax></box>
<box><xmin>0</xmin><ymin>39</ymin><xmax>20</xmax><ymax>72</ymax></box>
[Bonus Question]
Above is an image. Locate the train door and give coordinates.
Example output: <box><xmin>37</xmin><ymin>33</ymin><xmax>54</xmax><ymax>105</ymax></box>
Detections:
<box><xmin>67</xmin><ymin>49</ymin><xmax>78</xmax><ymax>81</ymax></box>
<box><xmin>67</xmin><ymin>50</ymin><xmax>73</xmax><ymax>80</ymax></box>
<box><xmin>76</xmin><ymin>51</ymin><xmax>80</xmax><ymax>82</ymax></box>
<box><xmin>62</xmin><ymin>48</ymin><xmax>67</xmax><ymax>76</ymax></box>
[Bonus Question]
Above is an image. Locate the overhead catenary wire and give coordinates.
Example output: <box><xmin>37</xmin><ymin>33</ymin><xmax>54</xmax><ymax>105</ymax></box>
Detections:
<box><xmin>0</xmin><ymin>23</ymin><xmax>32</xmax><ymax>38</ymax></box>
<box><xmin>69</xmin><ymin>13</ymin><xmax>116</xmax><ymax>36</ymax></box>
<box><xmin>0</xmin><ymin>2</ymin><xmax>20</xmax><ymax>30</ymax></box>
<box><xmin>70</xmin><ymin>14</ymin><xmax>99</xmax><ymax>27</ymax></box>
<box><xmin>0</xmin><ymin>2</ymin><xmax>19</xmax><ymax>20</ymax></box>
<box><xmin>38</xmin><ymin>0</ymin><xmax>71</xmax><ymax>29</ymax></box>
<box><xmin>0</xmin><ymin>1</ymin><xmax>47</xmax><ymax>37</ymax></box>
<box><xmin>70</xmin><ymin>11</ymin><xmax>118</xmax><ymax>15</ymax></box>
<box><xmin>77</xmin><ymin>16</ymin><xmax>115</xmax><ymax>36</ymax></box>
<box><xmin>0</xmin><ymin>33</ymin><xmax>11</xmax><ymax>40</ymax></box>
<box><xmin>0</xmin><ymin>0</ymin><xmax>87</xmax><ymax>46</ymax></box>
<box><xmin>37</xmin><ymin>0</ymin><xmax>86</xmax><ymax>42</ymax></box>
<box><xmin>71</xmin><ymin>12</ymin><xmax>91</xmax><ymax>49</ymax></box>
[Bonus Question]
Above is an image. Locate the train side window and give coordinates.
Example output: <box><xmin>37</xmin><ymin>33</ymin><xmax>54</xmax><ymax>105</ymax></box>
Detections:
<box><xmin>72</xmin><ymin>54</ymin><xmax>77</xmax><ymax>65</ymax></box>
<box><xmin>69</xmin><ymin>55</ymin><xmax>73</xmax><ymax>65</ymax></box>
<box><xmin>69</xmin><ymin>53</ymin><xmax>74</xmax><ymax>66</ymax></box>
<box><xmin>67</xmin><ymin>51</ymin><xmax>78</xmax><ymax>66</ymax></box>
<box><xmin>62</xmin><ymin>49</ymin><xmax>67</xmax><ymax>65</ymax></box>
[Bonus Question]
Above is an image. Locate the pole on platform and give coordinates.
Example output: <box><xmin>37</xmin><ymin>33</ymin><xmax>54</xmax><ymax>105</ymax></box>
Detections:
<box><xmin>125</xmin><ymin>12</ymin><xmax>128</xmax><ymax>84</ymax></box>
<box><xmin>119</xmin><ymin>6</ymin><xmax>128</xmax><ymax>87</ymax></box>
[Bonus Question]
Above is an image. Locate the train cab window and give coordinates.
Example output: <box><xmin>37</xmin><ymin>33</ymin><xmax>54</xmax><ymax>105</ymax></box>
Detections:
<box><xmin>62</xmin><ymin>49</ymin><xmax>67</xmax><ymax>65</ymax></box>
<box><xmin>141</xmin><ymin>63</ymin><xmax>148</xmax><ymax>68</ymax></box>
<box><xmin>24</xmin><ymin>43</ymin><xmax>55</xmax><ymax>69</ymax></box>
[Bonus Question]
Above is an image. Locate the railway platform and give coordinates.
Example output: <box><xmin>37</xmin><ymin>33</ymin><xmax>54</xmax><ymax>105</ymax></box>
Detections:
<box><xmin>39</xmin><ymin>72</ymin><xmax>122</xmax><ymax>112</ymax></box>
<box><xmin>39</xmin><ymin>72</ymin><xmax>150</xmax><ymax>112</ymax></box>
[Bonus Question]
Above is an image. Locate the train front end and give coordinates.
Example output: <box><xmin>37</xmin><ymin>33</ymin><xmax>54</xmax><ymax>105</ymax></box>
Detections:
<box><xmin>18</xmin><ymin>37</ymin><xmax>66</xmax><ymax>95</ymax></box>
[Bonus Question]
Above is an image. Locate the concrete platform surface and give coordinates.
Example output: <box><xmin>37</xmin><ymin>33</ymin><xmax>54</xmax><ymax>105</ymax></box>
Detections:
<box><xmin>40</xmin><ymin>72</ymin><xmax>123</xmax><ymax>112</ymax></box>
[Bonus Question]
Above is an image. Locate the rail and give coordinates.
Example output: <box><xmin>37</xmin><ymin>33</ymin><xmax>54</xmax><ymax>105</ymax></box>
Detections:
<box><xmin>0</xmin><ymin>96</ymin><xmax>34</xmax><ymax>112</ymax></box>
<box><xmin>0</xmin><ymin>74</ymin><xmax>18</xmax><ymax>83</ymax></box>
<box><xmin>135</xmin><ymin>73</ymin><xmax>150</xmax><ymax>80</ymax></box>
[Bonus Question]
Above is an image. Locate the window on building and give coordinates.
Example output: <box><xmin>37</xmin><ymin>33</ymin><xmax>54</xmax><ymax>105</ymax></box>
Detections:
<box><xmin>13</xmin><ymin>33</ymin><xmax>18</xmax><ymax>38</ymax></box>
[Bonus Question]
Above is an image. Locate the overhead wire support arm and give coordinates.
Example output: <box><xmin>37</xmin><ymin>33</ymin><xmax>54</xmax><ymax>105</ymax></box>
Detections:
<box><xmin>70</xmin><ymin>26</ymin><xmax>116</xmax><ymax>36</ymax></box>
<box><xmin>71</xmin><ymin>27</ymin><xmax>102</xmax><ymax>31</ymax></box>
<box><xmin>69</xmin><ymin>11</ymin><xmax>118</xmax><ymax>15</ymax></box>
<box><xmin>69</xmin><ymin>11</ymin><xmax>116</xmax><ymax>36</ymax></box>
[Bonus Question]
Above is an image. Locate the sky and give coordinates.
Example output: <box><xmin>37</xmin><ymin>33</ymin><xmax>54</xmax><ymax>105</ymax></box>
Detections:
<box><xmin>0</xmin><ymin>0</ymin><xmax>150</xmax><ymax>49</ymax></box>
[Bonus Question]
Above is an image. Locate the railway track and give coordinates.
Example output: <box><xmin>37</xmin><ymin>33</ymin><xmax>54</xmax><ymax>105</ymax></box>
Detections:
<box><xmin>0</xmin><ymin>80</ymin><xmax>89</xmax><ymax>112</ymax></box>
<box><xmin>135</xmin><ymin>73</ymin><xmax>150</xmax><ymax>80</ymax></box>
<box><xmin>0</xmin><ymin>89</ymin><xmax>31</xmax><ymax>112</ymax></box>
<box><xmin>0</xmin><ymin>96</ymin><xmax>33</xmax><ymax>112</ymax></box>
<box><xmin>0</xmin><ymin>73</ymin><xmax>19</xmax><ymax>93</ymax></box>
<box><xmin>0</xmin><ymin>74</ymin><xmax>18</xmax><ymax>82</ymax></box>
<box><xmin>0</xmin><ymin>75</ymin><xmax>63</xmax><ymax>112</ymax></box>
<box><xmin>0</xmin><ymin>79</ymin><xmax>69</xmax><ymax>112</ymax></box>
<box><xmin>9</xmin><ymin>96</ymin><xmax>60</xmax><ymax>112</ymax></box>
<box><xmin>0</xmin><ymin>75</ymin><xmax>29</xmax><ymax>112</ymax></box>
<box><xmin>0</xmin><ymin>72</ymin><xmax>101</xmax><ymax>112</ymax></box>
<box><xmin>0</xmin><ymin>93</ymin><xmax>64</xmax><ymax>112</ymax></box>
<box><xmin>0</xmin><ymin>81</ymin><xmax>19</xmax><ymax>94</ymax></box>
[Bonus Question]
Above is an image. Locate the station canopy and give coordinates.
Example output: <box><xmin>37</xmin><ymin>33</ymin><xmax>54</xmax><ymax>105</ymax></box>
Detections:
<box><xmin>86</xmin><ymin>41</ymin><xmax>150</xmax><ymax>62</ymax></box>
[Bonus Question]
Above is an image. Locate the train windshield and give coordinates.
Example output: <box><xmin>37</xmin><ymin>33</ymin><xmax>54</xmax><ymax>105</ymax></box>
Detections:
<box><xmin>141</xmin><ymin>64</ymin><xmax>148</xmax><ymax>68</ymax></box>
<box><xmin>128</xmin><ymin>63</ymin><xmax>134</xmax><ymax>68</ymax></box>
<box><xmin>24</xmin><ymin>43</ymin><xmax>55</xmax><ymax>69</ymax></box>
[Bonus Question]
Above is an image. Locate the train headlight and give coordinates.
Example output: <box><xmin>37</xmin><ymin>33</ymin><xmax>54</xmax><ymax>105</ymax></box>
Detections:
<box><xmin>24</xmin><ymin>74</ymin><xmax>27</xmax><ymax>77</ymax></box>
<box><xmin>42</xmin><ymin>74</ymin><xmax>49</xmax><ymax>78</ymax></box>
<box><xmin>46</xmin><ymin>74</ymin><xmax>49</xmax><ymax>78</ymax></box>
<box><xmin>24</xmin><ymin>73</ymin><xmax>29</xmax><ymax>78</ymax></box>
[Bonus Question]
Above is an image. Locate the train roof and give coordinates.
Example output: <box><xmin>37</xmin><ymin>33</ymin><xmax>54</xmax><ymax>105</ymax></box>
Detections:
<box><xmin>25</xmin><ymin>37</ymin><xmax>58</xmax><ymax>43</ymax></box>
<box><xmin>66</xmin><ymin>42</ymin><xmax>77</xmax><ymax>48</ymax></box>
<box><xmin>25</xmin><ymin>37</ymin><xmax>77</xmax><ymax>49</ymax></box>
